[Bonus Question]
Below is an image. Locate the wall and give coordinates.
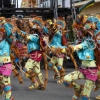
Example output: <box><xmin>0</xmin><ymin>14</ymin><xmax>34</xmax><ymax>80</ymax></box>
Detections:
<box><xmin>80</xmin><ymin>2</ymin><xmax>100</xmax><ymax>15</ymax></box>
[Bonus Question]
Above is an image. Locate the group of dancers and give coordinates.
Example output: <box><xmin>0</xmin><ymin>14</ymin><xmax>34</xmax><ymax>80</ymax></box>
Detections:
<box><xmin>0</xmin><ymin>14</ymin><xmax>100</xmax><ymax>100</ymax></box>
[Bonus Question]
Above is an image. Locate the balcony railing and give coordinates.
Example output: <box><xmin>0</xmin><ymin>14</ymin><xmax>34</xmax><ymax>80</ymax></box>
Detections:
<box><xmin>0</xmin><ymin>0</ymin><xmax>79</xmax><ymax>18</ymax></box>
<box><xmin>37</xmin><ymin>0</ymin><xmax>71</xmax><ymax>8</ymax></box>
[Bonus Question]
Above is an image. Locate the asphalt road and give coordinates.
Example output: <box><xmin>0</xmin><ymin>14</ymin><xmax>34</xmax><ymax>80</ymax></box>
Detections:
<box><xmin>1</xmin><ymin>68</ymin><xmax>100</xmax><ymax>100</ymax></box>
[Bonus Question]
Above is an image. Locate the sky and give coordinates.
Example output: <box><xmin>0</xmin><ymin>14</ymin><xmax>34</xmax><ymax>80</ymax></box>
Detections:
<box><xmin>18</xmin><ymin>0</ymin><xmax>22</xmax><ymax>8</ymax></box>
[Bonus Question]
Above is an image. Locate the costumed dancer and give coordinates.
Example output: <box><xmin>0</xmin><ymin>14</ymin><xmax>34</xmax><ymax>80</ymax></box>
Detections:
<box><xmin>86</xmin><ymin>14</ymin><xmax>100</xmax><ymax>100</ymax></box>
<box><xmin>5</xmin><ymin>17</ymin><xmax>24</xmax><ymax>84</ymax></box>
<box><xmin>10</xmin><ymin>26</ymin><xmax>24</xmax><ymax>84</ymax></box>
<box><xmin>63</xmin><ymin>15</ymin><xmax>98</xmax><ymax>100</ymax></box>
<box><xmin>46</xmin><ymin>19</ymin><xmax>67</xmax><ymax>84</ymax></box>
<box><xmin>17</xmin><ymin>17</ymin><xmax>47</xmax><ymax>90</ymax></box>
<box><xmin>0</xmin><ymin>17</ymin><xmax>14</xmax><ymax>100</ymax></box>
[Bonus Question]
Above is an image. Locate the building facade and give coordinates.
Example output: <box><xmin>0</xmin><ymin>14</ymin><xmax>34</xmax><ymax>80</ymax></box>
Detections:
<box><xmin>74</xmin><ymin>0</ymin><xmax>100</xmax><ymax>15</ymax></box>
<box><xmin>36</xmin><ymin>0</ymin><xmax>100</xmax><ymax>15</ymax></box>
<box><xmin>19</xmin><ymin>0</ymin><xmax>71</xmax><ymax>8</ymax></box>
<box><xmin>20</xmin><ymin>0</ymin><xmax>37</xmax><ymax>8</ymax></box>
<box><xmin>36</xmin><ymin>0</ymin><xmax>71</xmax><ymax>8</ymax></box>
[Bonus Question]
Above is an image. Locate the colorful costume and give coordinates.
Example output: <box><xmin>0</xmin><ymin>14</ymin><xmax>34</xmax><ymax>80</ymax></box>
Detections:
<box><xmin>0</xmin><ymin>17</ymin><xmax>14</xmax><ymax>100</ymax></box>
<box><xmin>9</xmin><ymin>29</ymin><xmax>24</xmax><ymax>84</ymax></box>
<box><xmin>63</xmin><ymin>15</ymin><xmax>99</xmax><ymax>100</ymax></box>
<box><xmin>17</xmin><ymin>17</ymin><xmax>47</xmax><ymax>90</ymax></box>
<box><xmin>88</xmin><ymin>15</ymin><xmax>100</xmax><ymax>100</ymax></box>
<box><xmin>46</xmin><ymin>19</ymin><xmax>67</xmax><ymax>83</ymax></box>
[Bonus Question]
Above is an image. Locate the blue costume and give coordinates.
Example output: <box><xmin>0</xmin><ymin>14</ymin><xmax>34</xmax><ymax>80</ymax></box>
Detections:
<box><xmin>48</xmin><ymin>30</ymin><xmax>66</xmax><ymax>83</ymax></box>
<box><xmin>0</xmin><ymin>20</ymin><xmax>14</xmax><ymax>100</ymax></box>
<box><xmin>18</xmin><ymin>28</ymin><xmax>45</xmax><ymax>90</ymax></box>
<box><xmin>63</xmin><ymin>15</ymin><xmax>98</xmax><ymax>100</ymax></box>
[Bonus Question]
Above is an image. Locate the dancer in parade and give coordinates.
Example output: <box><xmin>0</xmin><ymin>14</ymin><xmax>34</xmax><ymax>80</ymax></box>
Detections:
<box><xmin>16</xmin><ymin>17</ymin><xmax>48</xmax><ymax>90</ymax></box>
<box><xmin>46</xmin><ymin>19</ymin><xmax>67</xmax><ymax>84</ymax></box>
<box><xmin>63</xmin><ymin>15</ymin><xmax>100</xmax><ymax>100</ymax></box>
<box><xmin>0</xmin><ymin>17</ymin><xmax>14</xmax><ymax>100</ymax></box>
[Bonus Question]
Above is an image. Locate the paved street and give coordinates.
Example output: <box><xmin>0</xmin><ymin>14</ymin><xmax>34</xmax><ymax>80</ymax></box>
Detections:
<box><xmin>1</xmin><ymin>68</ymin><xmax>100</xmax><ymax>100</ymax></box>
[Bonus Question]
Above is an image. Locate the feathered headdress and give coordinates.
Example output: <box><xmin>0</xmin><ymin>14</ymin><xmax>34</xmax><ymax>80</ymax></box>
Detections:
<box><xmin>87</xmin><ymin>15</ymin><xmax>99</xmax><ymax>23</ymax></box>
<box><xmin>87</xmin><ymin>15</ymin><xmax>100</xmax><ymax>35</ymax></box>
<box><xmin>55</xmin><ymin>19</ymin><xmax>66</xmax><ymax>30</ymax></box>
<box><xmin>32</xmin><ymin>17</ymin><xmax>44</xmax><ymax>28</ymax></box>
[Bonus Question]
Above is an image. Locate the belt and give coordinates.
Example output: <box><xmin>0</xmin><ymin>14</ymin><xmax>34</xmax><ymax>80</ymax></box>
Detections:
<box><xmin>81</xmin><ymin>65</ymin><xmax>97</xmax><ymax>68</ymax></box>
<box><xmin>0</xmin><ymin>62</ymin><xmax>11</xmax><ymax>66</ymax></box>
